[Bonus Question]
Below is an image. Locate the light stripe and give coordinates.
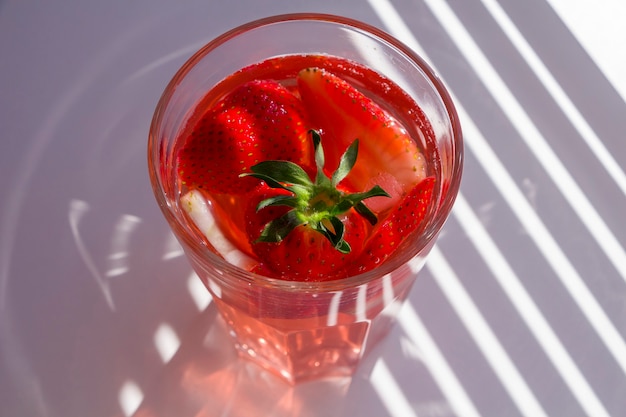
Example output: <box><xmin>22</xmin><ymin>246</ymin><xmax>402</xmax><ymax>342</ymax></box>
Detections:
<box><xmin>105</xmin><ymin>214</ymin><xmax>141</xmax><ymax>277</ymax></box>
<box><xmin>398</xmin><ymin>303</ymin><xmax>482</xmax><ymax>417</ymax></box>
<box><xmin>68</xmin><ymin>199</ymin><xmax>115</xmax><ymax>311</ymax></box>
<box><xmin>453</xmin><ymin>193</ymin><xmax>610</xmax><ymax>417</ymax></box>
<box><xmin>458</xmin><ymin>100</ymin><xmax>626</xmax><ymax>379</ymax></box>
<box><xmin>382</xmin><ymin>274</ymin><xmax>395</xmax><ymax>307</ymax></box>
<box><xmin>369</xmin><ymin>0</ymin><xmax>626</xmax><ymax>388</ymax></box>
<box><xmin>356</xmin><ymin>283</ymin><xmax>368</xmax><ymax>322</ymax></box>
<box><xmin>545</xmin><ymin>0</ymin><xmax>626</xmax><ymax>104</ymax></box>
<box><xmin>153</xmin><ymin>322</ymin><xmax>181</xmax><ymax>364</ymax></box>
<box><xmin>367</xmin><ymin>0</ymin><xmax>425</xmax><ymax>55</ymax></box>
<box><xmin>186</xmin><ymin>272</ymin><xmax>212</xmax><ymax>311</ymax></box>
<box><xmin>105</xmin><ymin>267</ymin><xmax>129</xmax><ymax>277</ymax></box>
<box><xmin>326</xmin><ymin>291</ymin><xmax>343</xmax><ymax>327</ymax></box>
<box><xmin>480</xmin><ymin>0</ymin><xmax>626</xmax><ymax>198</ymax></box>
<box><xmin>422</xmin><ymin>0</ymin><xmax>626</xmax><ymax>284</ymax></box>
<box><xmin>118</xmin><ymin>380</ymin><xmax>144</xmax><ymax>417</ymax></box>
<box><xmin>371</xmin><ymin>359</ymin><xmax>419</xmax><ymax>417</ymax></box>
<box><xmin>366</xmin><ymin>1</ymin><xmax>562</xmax><ymax>413</ymax></box>
<box><xmin>426</xmin><ymin>246</ymin><xmax>549</xmax><ymax>417</ymax></box>
<box><xmin>162</xmin><ymin>232</ymin><xmax>184</xmax><ymax>260</ymax></box>
<box><xmin>368</xmin><ymin>0</ymin><xmax>626</xmax><ymax>410</ymax></box>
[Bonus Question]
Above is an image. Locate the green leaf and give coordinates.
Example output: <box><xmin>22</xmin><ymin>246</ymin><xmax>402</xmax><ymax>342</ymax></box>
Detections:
<box><xmin>311</xmin><ymin>130</ymin><xmax>324</xmax><ymax>169</ymax></box>
<box><xmin>329</xmin><ymin>217</ymin><xmax>351</xmax><ymax>253</ymax></box>
<box><xmin>331</xmin><ymin>139</ymin><xmax>359</xmax><ymax>187</ymax></box>
<box><xmin>240</xmin><ymin>172</ymin><xmax>292</xmax><ymax>192</ymax></box>
<box><xmin>354</xmin><ymin>201</ymin><xmax>378</xmax><ymax>225</ymax></box>
<box><xmin>257</xmin><ymin>210</ymin><xmax>304</xmax><ymax>243</ymax></box>
<box><xmin>257</xmin><ymin>195</ymin><xmax>299</xmax><ymax>211</ymax></box>
<box><xmin>310</xmin><ymin>130</ymin><xmax>331</xmax><ymax>185</ymax></box>
<box><xmin>336</xmin><ymin>185</ymin><xmax>389</xmax><ymax>224</ymax></box>
<box><xmin>328</xmin><ymin>216</ymin><xmax>345</xmax><ymax>245</ymax></box>
<box><xmin>333</xmin><ymin>200</ymin><xmax>355</xmax><ymax>213</ymax></box>
<box><xmin>251</xmin><ymin>160</ymin><xmax>313</xmax><ymax>187</ymax></box>
<box><xmin>346</xmin><ymin>185</ymin><xmax>390</xmax><ymax>203</ymax></box>
<box><xmin>335</xmin><ymin>239</ymin><xmax>351</xmax><ymax>254</ymax></box>
<box><xmin>317</xmin><ymin>216</ymin><xmax>350</xmax><ymax>254</ymax></box>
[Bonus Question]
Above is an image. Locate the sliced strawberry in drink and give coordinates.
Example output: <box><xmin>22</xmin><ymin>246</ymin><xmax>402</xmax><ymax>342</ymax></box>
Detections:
<box><xmin>177</xmin><ymin>79</ymin><xmax>312</xmax><ymax>195</ymax></box>
<box><xmin>297</xmin><ymin>67</ymin><xmax>427</xmax><ymax>210</ymax></box>
<box><xmin>349</xmin><ymin>176</ymin><xmax>436</xmax><ymax>274</ymax></box>
<box><xmin>177</xmin><ymin>66</ymin><xmax>435</xmax><ymax>282</ymax></box>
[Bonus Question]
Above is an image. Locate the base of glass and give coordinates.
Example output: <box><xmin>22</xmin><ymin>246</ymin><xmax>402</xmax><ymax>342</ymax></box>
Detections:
<box><xmin>214</xmin><ymin>294</ymin><xmax>409</xmax><ymax>384</ymax></box>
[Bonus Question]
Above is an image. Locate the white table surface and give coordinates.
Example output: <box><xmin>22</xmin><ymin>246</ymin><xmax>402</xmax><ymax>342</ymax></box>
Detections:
<box><xmin>2</xmin><ymin>1</ymin><xmax>626</xmax><ymax>416</ymax></box>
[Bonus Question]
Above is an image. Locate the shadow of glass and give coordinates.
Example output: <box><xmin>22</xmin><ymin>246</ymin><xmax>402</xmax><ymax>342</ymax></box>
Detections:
<box><xmin>132</xmin><ymin>303</ymin><xmax>359</xmax><ymax>417</ymax></box>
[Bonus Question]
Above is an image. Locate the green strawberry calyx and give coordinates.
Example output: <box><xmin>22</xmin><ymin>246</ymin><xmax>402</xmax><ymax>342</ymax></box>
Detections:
<box><xmin>241</xmin><ymin>130</ymin><xmax>390</xmax><ymax>253</ymax></box>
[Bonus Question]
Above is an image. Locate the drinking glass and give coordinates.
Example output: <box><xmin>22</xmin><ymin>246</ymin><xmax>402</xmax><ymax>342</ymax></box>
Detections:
<box><xmin>148</xmin><ymin>13</ymin><xmax>463</xmax><ymax>384</ymax></box>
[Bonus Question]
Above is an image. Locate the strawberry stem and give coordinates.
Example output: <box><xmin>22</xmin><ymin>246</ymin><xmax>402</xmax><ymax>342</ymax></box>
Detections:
<box><xmin>241</xmin><ymin>130</ymin><xmax>389</xmax><ymax>253</ymax></box>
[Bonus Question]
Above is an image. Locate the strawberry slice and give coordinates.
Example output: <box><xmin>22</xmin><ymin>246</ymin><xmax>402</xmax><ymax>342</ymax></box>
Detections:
<box><xmin>297</xmin><ymin>67</ymin><xmax>426</xmax><ymax>210</ymax></box>
<box><xmin>242</xmin><ymin>130</ymin><xmax>389</xmax><ymax>281</ymax></box>
<box><xmin>177</xmin><ymin>79</ymin><xmax>312</xmax><ymax>195</ymax></box>
<box><xmin>349</xmin><ymin>176</ymin><xmax>435</xmax><ymax>274</ymax></box>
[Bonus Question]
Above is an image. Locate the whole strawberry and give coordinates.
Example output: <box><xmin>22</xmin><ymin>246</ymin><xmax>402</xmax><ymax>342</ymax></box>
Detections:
<box><xmin>243</xmin><ymin>131</ymin><xmax>389</xmax><ymax>281</ymax></box>
<box><xmin>177</xmin><ymin>80</ymin><xmax>312</xmax><ymax>195</ymax></box>
<box><xmin>245</xmin><ymin>185</ymin><xmax>370</xmax><ymax>281</ymax></box>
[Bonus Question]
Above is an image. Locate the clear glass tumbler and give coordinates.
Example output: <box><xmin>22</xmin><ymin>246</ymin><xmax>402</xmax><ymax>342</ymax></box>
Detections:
<box><xmin>148</xmin><ymin>13</ymin><xmax>463</xmax><ymax>384</ymax></box>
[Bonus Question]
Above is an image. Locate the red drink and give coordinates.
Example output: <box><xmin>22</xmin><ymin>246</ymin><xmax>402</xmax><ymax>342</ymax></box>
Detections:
<box><xmin>148</xmin><ymin>14</ymin><xmax>462</xmax><ymax>383</ymax></box>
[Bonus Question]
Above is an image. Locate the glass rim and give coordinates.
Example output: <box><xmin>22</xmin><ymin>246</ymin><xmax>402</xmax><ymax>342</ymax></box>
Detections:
<box><xmin>148</xmin><ymin>13</ymin><xmax>463</xmax><ymax>292</ymax></box>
